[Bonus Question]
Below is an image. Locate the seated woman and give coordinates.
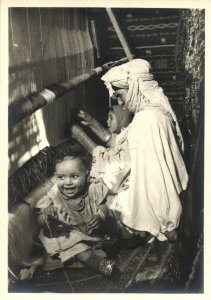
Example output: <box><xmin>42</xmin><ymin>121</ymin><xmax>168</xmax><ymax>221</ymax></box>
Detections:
<box><xmin>71</xmin><ymin>59</ymin><xmax>188</xmax><ymax>243</ymax></box>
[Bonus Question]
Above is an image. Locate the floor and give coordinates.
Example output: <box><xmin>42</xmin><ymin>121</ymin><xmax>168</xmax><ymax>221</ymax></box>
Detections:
<box><xmin>8</xmin><ymin>239</ymin><xmax>187</xmax><ymax>293</ymax></box>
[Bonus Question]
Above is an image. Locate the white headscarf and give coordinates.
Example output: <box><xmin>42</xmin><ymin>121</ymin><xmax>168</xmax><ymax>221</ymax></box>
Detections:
<box><xmin>101</xmin><ymin>59</ymin><xmax>184</xmax><ymax>152</ymax></box>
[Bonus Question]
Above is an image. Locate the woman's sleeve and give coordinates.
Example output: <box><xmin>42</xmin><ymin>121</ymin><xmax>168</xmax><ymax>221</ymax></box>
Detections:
<box><xmin>91</xmin><ymin>141</ymin><xmax>131</xmax><ymax>193</ymax></box>
<box><xmin>88</xmin><ymin>181</ymin><xmax>108</xmax><ymax>208</ymax></box>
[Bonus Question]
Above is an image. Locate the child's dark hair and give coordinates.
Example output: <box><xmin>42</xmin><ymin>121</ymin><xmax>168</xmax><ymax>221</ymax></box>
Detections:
<box><xmin>108</xmin><ymin>107</ymin><xmax>114</xmax><ymax>113</ymax></box>
<box><xmin>53</xmin><ymin>142</ymin><xmax>92</xmax><ymax>171</ymax></box>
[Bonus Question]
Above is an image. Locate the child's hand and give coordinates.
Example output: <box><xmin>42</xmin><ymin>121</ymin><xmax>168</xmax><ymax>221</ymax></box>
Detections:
<box><xmin>86</xmin><ymin>214</ymin><xmax>102</xmax><ymax>233</ymax></box>
<box><xmin>58</xmin><ymin>207</ymin><xmax>71</xmax><ymax>224</ymax></box>
<box><xmin>42</xmin><ymin>206</ymin><xmax>58</xmax><ymax>221</ymax></box>
<box><xmin>77</xmin><ymin>110</ymin><xmax>93</xmax><ymax>126</ymax></box>
<box><xmin>37</xmin><ymin>206</ymin><xmax>59</xmax><ymax>227</ymax></box>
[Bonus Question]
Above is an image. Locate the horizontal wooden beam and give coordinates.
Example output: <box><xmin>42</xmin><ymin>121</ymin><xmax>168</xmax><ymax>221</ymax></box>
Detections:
<box><xmin>9</xmin><ymin>57</ymin><xmax>131</xmax><ymax>127</ymax></box>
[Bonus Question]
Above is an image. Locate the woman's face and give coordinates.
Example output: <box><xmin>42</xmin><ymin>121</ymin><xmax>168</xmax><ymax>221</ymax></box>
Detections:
<box><xmin>112</xmin><ymin>88</ymin><xmax>128</xmax><ymax>106</ymax></box>
<box><xmin>107</xmin><ymin>110</ymin><xmax>118</xmax><ymax>133</ymax></box>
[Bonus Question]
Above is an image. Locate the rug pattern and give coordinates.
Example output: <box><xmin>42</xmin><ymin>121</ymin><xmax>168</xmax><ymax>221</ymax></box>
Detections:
<box><xmin>9</xmin><ymin>240</ymin><xmax>183</xmax><ymax>293</ymax></box>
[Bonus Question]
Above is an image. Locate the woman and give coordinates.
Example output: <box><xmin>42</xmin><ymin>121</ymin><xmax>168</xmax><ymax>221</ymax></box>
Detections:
<box><xmin>73</xmin><ymin>58</ymin><xmax>188</xmax><ymax>242</ymax></box>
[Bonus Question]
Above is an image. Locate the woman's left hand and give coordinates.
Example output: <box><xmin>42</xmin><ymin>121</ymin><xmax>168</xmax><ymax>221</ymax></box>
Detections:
<box><xmin>86</xmin><ymin>214</ymin><xmax>102</xmax><ymax>233</ymax></box>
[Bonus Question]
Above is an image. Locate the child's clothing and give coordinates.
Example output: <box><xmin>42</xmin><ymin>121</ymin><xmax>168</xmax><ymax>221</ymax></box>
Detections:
<box><xmin>35</xmin><ymin>181</ymin><xmax>108</xmax><ymax>263</ymax></box>
<box><xmin>91</xmin><ymin>127</ymin><xmax>131</xmax><ymax>194</ymax></box>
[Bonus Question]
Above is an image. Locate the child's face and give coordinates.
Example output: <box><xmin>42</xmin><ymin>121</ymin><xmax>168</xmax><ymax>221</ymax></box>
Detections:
<box><xmin>107</xmin><ymin>110</ymin><xmax>118</xmax><ymax>133</ymax></box>
<box><xmin>55</xmin><ymin>157</ymin><xmax>88</xmax><ymax>199</ymax></box>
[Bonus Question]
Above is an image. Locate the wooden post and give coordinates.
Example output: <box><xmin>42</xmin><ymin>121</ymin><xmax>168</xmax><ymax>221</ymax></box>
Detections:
<box><xmin>106</xmin><ymin>8</ymin><xmax>133</xmax><ymax>61</ymax></box>
<box><xmin>90</xmin><ymin>20</ymin><xmax>101</xmax><ymax>59</ymax></box>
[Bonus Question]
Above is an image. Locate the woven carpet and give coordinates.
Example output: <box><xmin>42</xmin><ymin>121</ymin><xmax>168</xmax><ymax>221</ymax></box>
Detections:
<box><xmin>9</xmin><ymin>239</ymin><xmax>183</xmax><ymax>293</ymax></box>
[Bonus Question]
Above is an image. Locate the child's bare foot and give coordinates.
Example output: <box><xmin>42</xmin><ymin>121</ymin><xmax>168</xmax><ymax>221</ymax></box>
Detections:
<box><xmin>164</xmin><ymin>230</ymin><xmax>178</xmax><ymax>242</ymax></box>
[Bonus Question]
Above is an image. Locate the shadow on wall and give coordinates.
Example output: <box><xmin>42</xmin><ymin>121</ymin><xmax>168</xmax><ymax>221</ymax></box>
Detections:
<box><xmin>8</xmin><ymin>76</ymin><xmax>108</xmax><ymax>175</ymax></box>
<box><xmin>8</xmin><ymin>110</ymin><xmax>49</xmax><ymax>175</ymax></box>
<box><xmin>8</xmin><ymin>7</ymin><xmax>98</xmax><ymax>174</ymax></box>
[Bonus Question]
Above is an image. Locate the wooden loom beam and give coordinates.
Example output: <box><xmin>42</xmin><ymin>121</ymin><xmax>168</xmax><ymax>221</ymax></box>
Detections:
<box><xmin>106</xmin><ymin>8</ymin><xmax>133</xmax><ymax>61</ymax></box>
<box><xmin>9</xmin><ymin>57</ymin><xmax>131</xmax><ymax>127</ymax></box>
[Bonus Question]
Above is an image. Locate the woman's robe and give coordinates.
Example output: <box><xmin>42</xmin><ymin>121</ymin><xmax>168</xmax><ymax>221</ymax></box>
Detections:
<box><xmin>91</xmin><ymin>106</ymin><xmax>188</xmax><ymax>241</ymax></box>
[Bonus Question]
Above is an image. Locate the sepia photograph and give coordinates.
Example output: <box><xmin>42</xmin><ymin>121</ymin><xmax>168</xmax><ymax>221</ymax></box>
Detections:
<box><xmin>1</xmin><ymin>0</ymin><xmax>210</xmax><ymax>296</ymax></box>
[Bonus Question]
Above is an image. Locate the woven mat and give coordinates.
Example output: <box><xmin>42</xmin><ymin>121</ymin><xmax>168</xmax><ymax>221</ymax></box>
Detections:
<box><xmin>9</xmin><ymin>240</ymin><xmax>183</xmax><ymax>293</ymax></box>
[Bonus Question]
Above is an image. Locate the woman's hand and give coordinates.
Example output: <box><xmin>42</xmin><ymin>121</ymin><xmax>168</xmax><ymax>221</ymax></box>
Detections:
<box><xmin>77</xmin><ymin>110</ymin><xmax>93</xmax><ymax>126</ymax></box>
